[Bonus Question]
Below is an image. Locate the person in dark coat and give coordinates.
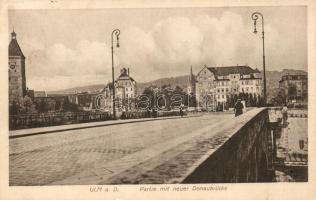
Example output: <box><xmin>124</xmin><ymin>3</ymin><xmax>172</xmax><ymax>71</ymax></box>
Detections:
<box><xmin>234</xmin><ymin>99</ymin><xmax>244</xmax><ymax>117</ymax></box>
<box><xmin>179</xmin><ymin>105</ymin><xmax>184</xmax><ymax>117</ymax></box>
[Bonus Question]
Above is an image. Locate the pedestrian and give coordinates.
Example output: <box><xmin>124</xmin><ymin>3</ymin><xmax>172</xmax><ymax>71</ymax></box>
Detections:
<box><xmin>121</xmin><ymin>106</ymin><xmax>126</xmax><ymax>119</ymax></box>
<box><xmin>282</xmin><ymin>104</ymin><xmax>288</xmax><ymax>126</ymax></box>
<box><xmin>179</xmin><ymin>105</ymin><xmax>184</xmax><ymax>117</ymax></box>
<box><xmin>234</xmin><ymin>99</ymin><xmax>244</xmax><ymax>117</ymax></box>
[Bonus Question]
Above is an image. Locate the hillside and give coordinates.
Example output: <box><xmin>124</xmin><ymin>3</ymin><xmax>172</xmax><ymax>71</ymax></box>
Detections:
<box><xmin>48</xmin><ymin>75</ymin><xmax>191</xmax><ymax>95</ymax></box>
<box><xmin>48</xmin><ymin>69</ymin><xmax>307</xmax><ymax>98</ymax></box>
<box><xmin>48</xmin><ymin>84</ymin><xmax>106</xmax><ymax>95</ymax></box>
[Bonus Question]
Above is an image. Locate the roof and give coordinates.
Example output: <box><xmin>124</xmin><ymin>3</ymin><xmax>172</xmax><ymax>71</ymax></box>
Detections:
<box><xmin>9</xmin><ymin>32</ymin><xmax>25</xmax><ymax>58</ymax></box>
<box><xmin>116</xmin><ymin>68</ymin><xmax>136</xmax><ymax>82</ymax></box>
<box><xmin>240</xmin><ymin>77</ymin><xmax>261</xmax><ymax>80</ymax></box>
<box><xmin>280</xmin><ymin>74</ymin><xmax>307</xmax><ymax>80</ymax></box>
<box><xmin>214</xmin><ymin>79</ymin><xmax>230</xmax><ymax>81</ymax></box>
<box><xmin>207</xmin><ymin>65</ymin><xmax>260</xmax><ymax>76</ymax></box>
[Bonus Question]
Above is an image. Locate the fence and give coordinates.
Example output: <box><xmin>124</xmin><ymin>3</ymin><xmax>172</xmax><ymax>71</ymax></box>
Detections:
<box><xmin>9</xmin><ymin>110</ymin><xmax>186</xmax><ymax>130</ymax></box>
<box><xmin>9</xmin><ymin>112</ymin><xmax>112</xmax><ymax>130</ymax></box>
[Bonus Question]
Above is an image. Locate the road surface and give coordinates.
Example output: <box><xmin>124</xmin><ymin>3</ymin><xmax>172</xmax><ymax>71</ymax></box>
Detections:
<box><xmin>10</xmin><ymin>113</ymin><xmax>235</xmax><ymax>185</ymax></box>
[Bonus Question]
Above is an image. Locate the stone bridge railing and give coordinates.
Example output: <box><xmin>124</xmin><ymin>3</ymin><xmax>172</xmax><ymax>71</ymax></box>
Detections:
<box><xmin>183</xmin><ymin>107</ymin><xmax>282</xmax><ymax>183</ymax></box>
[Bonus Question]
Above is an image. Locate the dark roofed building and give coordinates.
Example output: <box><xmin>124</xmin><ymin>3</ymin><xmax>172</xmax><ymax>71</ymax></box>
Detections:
<box><xmin>207</xmin><ymin>65</ymin><xmax>260</xmax><ymax>77</ymax></box>
<box><xmin>196</xmin><ymin>65</ymin><xmax>262</xmax><ymax>111</ymax></box>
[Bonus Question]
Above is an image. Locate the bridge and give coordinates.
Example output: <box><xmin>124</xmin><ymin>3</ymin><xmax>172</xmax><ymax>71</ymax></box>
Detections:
<box><xmin>9</xmin><ymin>107</ymin><xmax>287</xmax><ymax>185</ymax></box>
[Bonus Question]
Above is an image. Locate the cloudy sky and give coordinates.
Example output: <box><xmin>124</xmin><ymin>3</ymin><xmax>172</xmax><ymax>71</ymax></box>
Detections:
<box><xmin>9</xmin><ymin>6</ymin><xmax>307</xmax><ymax>91</ymax></box>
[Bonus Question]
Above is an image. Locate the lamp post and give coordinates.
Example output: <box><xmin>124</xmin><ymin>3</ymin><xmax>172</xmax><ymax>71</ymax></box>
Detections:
<box><xmin>111</xmin><ymin>29</ymin><xmax>120</xmax><ymax>119</ymax></box>
<box><xmin>251</xmin><ymin>12</ymin><xmax>266</xmax><ymax>106</ymax></box>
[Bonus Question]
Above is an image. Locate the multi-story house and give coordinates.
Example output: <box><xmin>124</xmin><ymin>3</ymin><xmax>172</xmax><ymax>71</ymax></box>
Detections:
<box><xmin>279</xmin><ymin>74</ymin><xmax>308</xmax><ymax>102</ymax></box>
<box><xmin>196</xmin><ymin>65</ymin><xmax>262</xmax><ymax>110</ymax></box>
<box><xmin>114</xmin><ymin>68</ymin><xmax>137</xmax><ymax>99</ymax></box>
<box><xmin>103</xmin><ymin>68</ymin><xmax>137</xmax><ymax>111</ymax></box>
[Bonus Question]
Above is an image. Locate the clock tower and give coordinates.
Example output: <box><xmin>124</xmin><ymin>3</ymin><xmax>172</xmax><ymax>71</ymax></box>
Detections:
<box><xmin>8</xmin><ymin>30</ymin><xmax>26</xmax><ymax>104</ymax></box>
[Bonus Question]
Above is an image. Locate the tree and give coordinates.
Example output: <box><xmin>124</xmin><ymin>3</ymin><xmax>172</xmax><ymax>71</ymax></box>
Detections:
<box><xmin>272</xmin><ymin>89</ymin><xmax>286</xmax><ymax>106</ymax></box>
<box><xmin>21</xmin><ymin>95</ymin><xmax>37</xmax><ymax>113</ymax></box>
<box><xmin>37</xmin><ymin>99</ymin><xmax>48</xmax><ymax>113</ymax></box>
<box><xmin>9</xmin><ymin>101</ymin><xmax>19</xmax><ymax>115</ymax></box>
<box><xmin>63</xmin><ymin>99</ymin><xmax>79</xmax><ymax>112</ymax></box>
<box><xmin>174</xmin><ymin>85</ymin><xmax>183</xmax><ymax>93</ymax></box>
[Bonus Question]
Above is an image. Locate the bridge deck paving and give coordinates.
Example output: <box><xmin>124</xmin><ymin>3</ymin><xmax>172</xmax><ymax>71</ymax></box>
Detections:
<box><xmin>9</xmin><ymin>109</ymin><xmax>262</xmax><ymax>185</ymax></box>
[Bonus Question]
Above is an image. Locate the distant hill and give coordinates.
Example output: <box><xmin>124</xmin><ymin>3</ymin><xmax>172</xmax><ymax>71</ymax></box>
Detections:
<box><xmin>137</xmin><ymin>75</ymin><xmax>190</xmax><ymax>94</ymax></box>
<box><xmin>48</xmin><ymin>69</ymin><xmax>307</xmax><ymax>98</ymax></box>
<box><xmin>48</xmin><ymin>75</ymin><xmax>191</xmax><ymax>96</ymax></box>
<box><xmin>48</xmin><ymin>84</ymin><xmax>106</xmax><ymax>95</ymax></box>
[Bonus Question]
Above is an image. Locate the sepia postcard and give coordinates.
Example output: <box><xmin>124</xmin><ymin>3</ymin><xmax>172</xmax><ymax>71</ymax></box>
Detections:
<box><xmin>0</xmin><ymin>0</ymin><xmax>315</xmax><ymax>200</ymax></box>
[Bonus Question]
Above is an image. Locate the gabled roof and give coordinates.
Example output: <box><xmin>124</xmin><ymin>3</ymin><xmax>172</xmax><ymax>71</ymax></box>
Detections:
<box><xmin>9</xmin><ymin>32</ymin><xmax>25</xmax><ymax>58</ymax></box>
<box><xmin>207</xmin><ymin>65</ymin><xmax>260</xmax><ymax>76</ymax></box>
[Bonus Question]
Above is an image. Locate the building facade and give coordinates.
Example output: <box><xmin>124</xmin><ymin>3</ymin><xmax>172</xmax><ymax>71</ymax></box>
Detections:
<box><xmin>103</xmin><ymin>68</ymin><xmax>137</xmax><ymax>111</ymax></box>
<box><xmin>279</xmin><ymin>74</ymin><xmax>308</xmax><ymax>102</ymax></box>
<box><xmin>8</xmin><ymin>31</ymin><xmax>27</xmax><ymax>105</ymax></box>
<box><xmin>114</xmin><ymin>68</ymin><xmax>137</xmax><ymax>99</ymax></box>
<box><xmin>196</xmin><ymin>65</ymin><xmax>262</xmax><ymax>110</ymax></box>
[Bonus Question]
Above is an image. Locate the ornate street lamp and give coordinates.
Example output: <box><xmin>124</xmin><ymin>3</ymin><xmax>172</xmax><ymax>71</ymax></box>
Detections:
<box><xmin>111</xmin><ymin>29</ymin><xmax>120</xmax><ymax>119</ymax></box>
<box><xmin>251</xmin><ymin>12</ymin><xmax>266</xmax><ymax>105</ymax></box>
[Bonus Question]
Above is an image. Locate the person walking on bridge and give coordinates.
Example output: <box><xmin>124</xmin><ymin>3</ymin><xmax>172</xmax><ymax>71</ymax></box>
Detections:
<box><xmin>234</xmin><ymin>99</ymin><xmax>244</xmax><ymax>117</ymax></box>
<box><xmin>282</xmin><ymin>104</ymin><xmax>288</xmax><ymax>126</ymax></box>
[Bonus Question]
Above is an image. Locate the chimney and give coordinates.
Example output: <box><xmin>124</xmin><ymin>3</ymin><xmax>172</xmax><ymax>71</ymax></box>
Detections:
<box><xmin>128</xmin><ymin>68</ymin><xmax>130</xmax><ymax>76</ymax></box>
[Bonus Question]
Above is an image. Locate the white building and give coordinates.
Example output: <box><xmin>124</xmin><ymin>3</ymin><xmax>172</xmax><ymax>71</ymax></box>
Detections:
<box><xmin>196</xmin><ymin>65</ymin><xmax>262</xmax><ymax>110</ymax></box>
<box><xmin>103</xmin><ymin>67</ymin><xmax>137</xmax><ymax>111</ymax></box>
<box><xmin>114</xmin><ymin>68</ymin><xmax>137</xmax><ymax>99</ymax></box>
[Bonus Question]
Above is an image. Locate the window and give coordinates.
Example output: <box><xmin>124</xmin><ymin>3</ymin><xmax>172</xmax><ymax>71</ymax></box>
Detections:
<box><xmin>222</xmin><ymin>89</ymin><xmax>224</xmax><ymax>92</ymax></box>
<box><xmin>226</xmin><ymin>88</ymin><xmax>229</xmax><ymax>92</ymax></box>
<box><xmin>217</xmin><ymin>89</ymin><xmax>220</xmax><ymax>93</ymax></box>
<box><xmin>222</xmin><ymin>95</ymin><xmax>224</xmax><ymax>98</ymax></box>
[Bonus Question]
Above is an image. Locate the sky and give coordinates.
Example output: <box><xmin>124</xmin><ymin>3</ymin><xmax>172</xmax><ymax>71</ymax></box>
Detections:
<box><xmin>9</xmin><ymin>6</ymin><xmax>307</xmax><ymax>91</ymax></box>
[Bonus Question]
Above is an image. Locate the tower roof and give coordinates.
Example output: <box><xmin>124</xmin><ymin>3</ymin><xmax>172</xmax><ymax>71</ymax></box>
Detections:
<box><xmin>9</xmin><ymin>31</ymin><xmax>25</xmax><ymax>58</ymax></box>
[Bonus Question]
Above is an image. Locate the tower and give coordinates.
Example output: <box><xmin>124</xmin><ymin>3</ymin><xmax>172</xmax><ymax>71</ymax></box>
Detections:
<box><xmin>187</xmin><ymin>66</ymin><xmax>196</xmax><ymax>96</ymax></box>
<box><xmin>187</xmin><ymin>66</ymin><xmax>197</xmax><ymax>107</ymax></box>
<box><xmin>8</xmin><ymin>30</ymin><xmax>26</xmax><ymax>104</ymax></box>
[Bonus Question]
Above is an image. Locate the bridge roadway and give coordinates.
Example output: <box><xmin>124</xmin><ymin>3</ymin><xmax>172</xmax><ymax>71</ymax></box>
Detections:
<box><xmin>10</xmin><ymin>112</ymin><xmax>243</xmax><ymax>185</ymax></box>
